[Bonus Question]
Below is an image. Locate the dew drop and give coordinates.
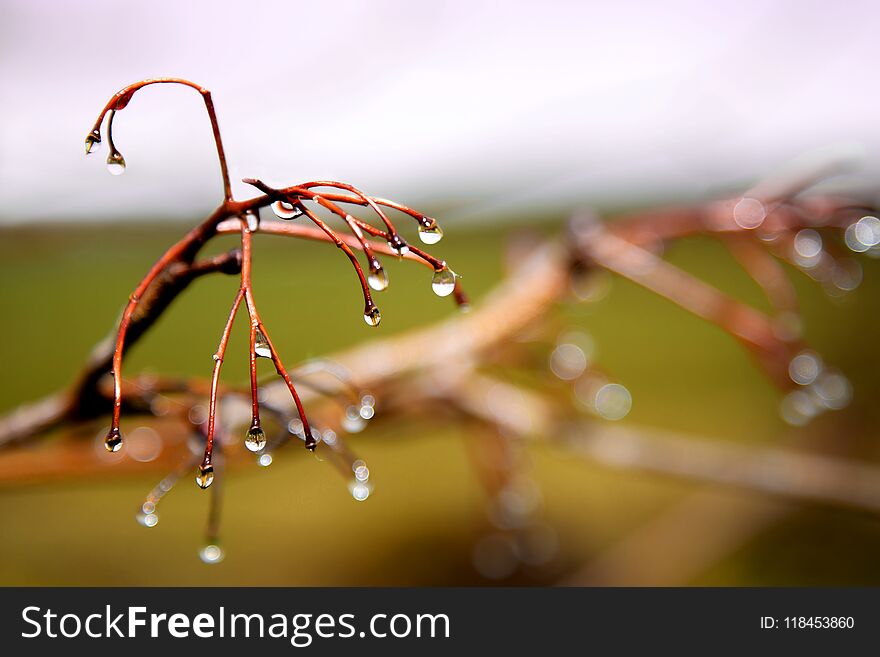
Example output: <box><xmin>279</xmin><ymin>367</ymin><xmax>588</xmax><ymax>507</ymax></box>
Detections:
<box><xmin>342</xmin><ymin>406</ymin><xmax>367</xmax><ymax>433</ymax></box>
<box><xmin>354</xmin><ymin>464</ymin><xmax>370</xmax><ymax>482</ymax></box>
<box><xmin>418</xmin><ymin>222</ymin><xmax>444</xmax><ymax>245</ymax></box>
<box><xmin>732</xmin><ymin>197</ymin><xmax>766</xmax><ymax>229</ymax></box>
<box><xmin>245</xmin><ymin>212</ymin><xmax>260</xmax><ymax>232</ymax></box>
<box><xmin>780</xmin><ymin>389</ymin><xmax>821</xmax><ymax>426</ymax></box>
<box><xmin>137</xmin><ymin>512</ymin><xmax>159</xmax><ymax>528</ymax></box>
<box><xmin>811</xmin><ymin>370</ymin><xmax>852</xmax><ymax>410</ymax></box>
<box><xmin>594</xmin><ymin>383</ymin><xmax>632</xmax><ymax>420</ymax></box>
<box><xmin>258</xmin><ymin>453</ymin><xmax>273</xmax><ymax>467</ymax></box>
<box><xmin>195</xmin><ymin>464</ymin><xmax>214</xmax><ymax>489</ymax></box>
<box><xmin>431</xmin><ymin>267</ymin><xmax>456</xmax><ymax>297</ymax></box>
<box><xmin>199</xmin><ymin>544</ymin><xmax>225</xmax><ymax>564</ymax></box>
<box><xmin>363</xmin><ymin>306</ymin><xmax>382</xmax><ymax>327</ymax></box>
<box><xmin>254</xmin><ymin>329</ymin><xmax>272</xmax><ymax>358</ymax></box>
<box><xmin>244</xmin><ymin>425</ymin><xmax>267</xmax><ymax>452</ymax></box>
<box><xmin>387</xmin><ymin>234</ymin><xmax>410</xmax><ymax>256</ymax></box>
<box><xmin>349</xmin><ymin>480</ymin><xmax>371</xmax><ymax>501</ymax></box>
<box><xmin>272</xmin><ymin>200</ymin><xmax>302</xmax><ymax>220</ymax></box>
<box><xmin>368</xmin><ymin>266</ymin><xmax>389</xmax><ymax>291</ymax></box>
<box><xmin>104</xmin><ymin>428</ymin><xmax>123</xmax><ymax>453</ymax></box>
<box><xmin>106</xmin><ymin>151</ymin><xmax>126</xmax><ymax>176</ymax></box>
<box><xmin>84</xmin><ymin>131</ymin><xmax>101</xmax><ymax>155</ymax></box>
<box><xmin>359</xmin><ymin>404</ymin><xmax>375</xmax><ymax>420</ymax></box>
<box><xmin>788</xmin><ymin>350</ymin><xmax>822</xmax><ymax>386</ymax></box>
<box><xmin>854</xmin><ymin>216</ymin><xmax>880</xmax><ymax>249</ymax></box>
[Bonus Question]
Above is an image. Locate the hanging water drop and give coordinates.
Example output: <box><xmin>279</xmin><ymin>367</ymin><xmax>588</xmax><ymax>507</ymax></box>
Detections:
<box><xmin>342</xmin><ymin>405</ymin><xmax>367</xmax><ymax>433</ymax></box>
<box><xmin>245</xmin><ymin>212</ymin><xmax>260</xmax><ymax>232</ymax></box>
<box><xmin>349</xmin><ymin>480</ymin><xmax>371</xmax><ymax>502</ymax></box>
<box><xmin>387</xmin><ymin>234</ymin><xmax>410</xmax><ymax>257</ymax></box>
<box><xmin>84</xmin><ymin>131</ymin><xmax>102</xmax><ymax>155</ymax></box>
<box><xmin>136</xmin><ymin>512</ymin><xmax>159</xmax><ymax>528</ymax></box>
<box><xmin>195</xmin><ymin>464</ymin><xmax>214</xmax><ymax>489</ymax></box>
<box><xmin>272</xmin><ymin>200</ymin><xmax>302</xmax><ymax>220</ymax></box>
<box><xmin>244</xmin><ymin>424</ymin><xmax>267</xmax><ymax>452</ymax></box>
<box><xmin>105</xmin><ymin>428</ymin><xmax>123</xmax><ymax>453</ymax></box>
<box><xmin>254</xmin><ymin>329</ymin><xmax>271</xmax><ymax>358</ymax></box>
<box><xmin>199</xmin><ymin>544</ymin><xmax>225</xmax><ymax>564</ymax></box>
<box><xmin>368</xmin><ymin>266</ymin><xmax>389</xmax><ymax>291</ymax></box>
<box><xmin>106</xmin><ymin>151</ymin><xmax>126</xmax><ymax>176</ymax></box>
<box><xmin>431</xmin><ymin>267</ymin><xmax>456</xmax><ymax>297</ymax></box>
<box><xmin>363</xmin><ymin>306</ymin><xmax>381</xmax><ymax>327</ymax></box>
<box><xmin>418</xmin><ymin>222</ymin><xmax>444</xmax><ymax>245</ymax></box>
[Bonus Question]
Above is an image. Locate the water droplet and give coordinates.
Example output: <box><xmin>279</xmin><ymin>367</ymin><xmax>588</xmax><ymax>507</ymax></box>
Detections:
<box><xmin>245</xmin><ymin>212</ymin><xmax>259</xmax><ymax>232</ymax></box>
<box><xmin>354</xmin><ymin>464</ymin><xmax>370</xmax><ymax>482</ymax></box>
<box><xmin>199</xmin><ymin>544</ymin><xmax>225</xmax><ymax>564</ymax></box>
<box><xmin>780</xmin><ymin>389</ymin><xmax>821</xmax><ymax>426</ymax></box>
<box><xmin>830</xmin><ymin>259</ymin><xmax>863</xmax><ymax>291</ymax></box>
<box><xmin>254</xmin><ymin>329</ymin><xmax>271</xmax><ymax>358</ymax></box>
<box><xmin>363</xmin><ymin>306</ymin><xmax>381</xmax><ymax>327</ymax></box>
<box><xmin>732</xmin><ymin>197</ymin><xmax>766</xmax><ymax>229</ymax></box>
<box><xmin>342</xmin><ymin>406</ymin><xmax>366</xmax><ymax>433</ymax></box>
<box><xmin>789</xmin><ymin>350</ymin><xmax>822</xmax><ymax>386</ymax></box>
<box><xmin>359</xmin><ymin>404</ymin><xmax>375</xmax><ymax>420</ymax></box>
<box><xmin>431</xmin><ymin>267</ymin><xmax>456</xmax><ymax>297</ymax></box>
<box><xmin>594</xmin><ymin>383</ymin><xmax>632</xmax><ymax>420</ymax></box>
<box><xmin>195</xmin><ymin>464</ymin><xmax>214</xmax><ymax>489</ymax></box>
<box><xmin>104</xmin><ymin>428</ymin><xmax>123</xmax><ymax>453</ymax></box>
<box><xmin>244</xmin><ymin>425</ymin><xmax>266</xmax><ymax>452</ymax></box>
<box><xmin>272</xmin><ymin>200</ymin><xmax>302</xmax><ymax>220</ymax></box>
<box><xmin>811</xmin><ymin>369</ymin><xmax>852</xmax><ymax>410</ymax></box>
<box><xmin>84</xmin><ymin>131</ymin><xmax>101</xmax><ymax>155</ymax></box>
<box><xmin>368</xmin><ymin>266</ymin><xmax>389</xmax><ymax>291</ymax></box>
<box><xmin>387</xmin><ymin>234</ymin><xmax>410</xmax><ymax>256</ymax></box>
<box><xmin>142</xmin><ymin>501</ymin><xmax>156</xmax><ymax>514</ymax></box>
<box><xmin>349</xmin><ymin>480</ymin><xmax>371</xmax><ymax>501</ymax></box>
<box><xmin>418</xmin><ymin>222</ymin><xmax>444</xmax><ymax>245</ymax></box>
<box><xmin>137</xmin><ymin>512</ymin><xmax>159</xmax><ymax>528</ymax></box>
<box><xmin>549</xmin><ymin>343</ymin><xmax>588</xmax><ymax>380</ymax></box>
<box><xmin>853</xmin><ymin>216</ymin><xmax>880</xmax><ymax>249</ymax></box>
<box><xmin>258</xmin><ymin>453</ymin><xmax>273</xmax><ymax>467</ymax></box>
<box><xmin>793</xmin><ymin>229</ymin><xmax>823</xmax><ymax>268</ymax></box>
<box><xmin>106</xmin><ymin>151</ymin><xmax>126</xmax><ymax>176</ymax></box>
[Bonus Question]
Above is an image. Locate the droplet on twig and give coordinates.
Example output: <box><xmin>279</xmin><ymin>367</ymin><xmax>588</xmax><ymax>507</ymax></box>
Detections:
<box><xmin>199</xmin><ymin>544</ymin><xmax>225</xmax><ymax>564</ymax></box>
<box><xmin>368</xmin><ymin>266</ymin><xmax>389</xmax><ymax>291</ymax></box>
<box><xmin>363</xmin><ymin>306</ymin><xmax>381</xmax><ymax>327</ymax></box>
<box><xmin>106</xmin><ymin>151</ymin><xmax>126</xmax><ymax>175</ymax></box>
<box><xmin>245</xmin><ymin>212</ymin><xmax>260</xmax><ymax>232</ymax></box>
<box><xmin>104</xmin><ymin>427</ymin><xmax>123</xmax><ymax>453</ymax></box>
<box><xmin>272</xmin><ymin>200</ymin><xmax>302</xmax><ymax>220</ymax></box>
<box><xmin>788</xmin><ymin>350</ymin><xmax>822</xmax><ymax>386</ymax></box>
<box><xmin>387</xmin><ymin>233</ymin><xmax>410</xmax><ymax>257</ymax></box>
<box><xmin>244</xmin><ymin>424</ymin><xmax>267</xmax><ymax>452</ymax></box>
<box><xmin>254</xmin><ymin>329</ymin><xmax>271</xmax><ymax>358</ymax></box>
<box><xmin>418</xmin><ymin>221</ymin><xmax>443</xmax><ymax>245</ymax></box>
<box><xmin>431</xmin><ymin>267</ymin><xmax>456</xmax><ymax>297</ymax></box>
<box><xmin>195</xmin><ymin>464</ymin><xmax>214</xmax><ymax>489</ymax></box>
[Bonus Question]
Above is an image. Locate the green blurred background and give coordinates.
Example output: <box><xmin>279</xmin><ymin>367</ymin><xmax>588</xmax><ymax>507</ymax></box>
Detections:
<box><xmin>1</xmin><ymin>215</ymin><xmax>879</xmax><ymax>586</ymax></box>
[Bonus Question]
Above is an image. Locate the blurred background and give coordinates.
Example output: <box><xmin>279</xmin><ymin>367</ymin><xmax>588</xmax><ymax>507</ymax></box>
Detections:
<box><xmin>1</xmin><ymin>0</ymin><xmax>879</xmax><ymax>585</ymax></box>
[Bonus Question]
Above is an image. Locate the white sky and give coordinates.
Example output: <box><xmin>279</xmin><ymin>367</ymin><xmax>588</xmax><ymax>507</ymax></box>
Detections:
<box><xmin>0</xmin><ymin>0</ymin><xmax>877</xmax><ymax>224</ymax></box>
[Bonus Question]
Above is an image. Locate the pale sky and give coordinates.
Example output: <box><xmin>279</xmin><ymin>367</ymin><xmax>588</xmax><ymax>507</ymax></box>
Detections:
<box><xmin>0</xmin><ymin>0</ymin><xmax>877</xmax><ymax>224</ymax></box>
